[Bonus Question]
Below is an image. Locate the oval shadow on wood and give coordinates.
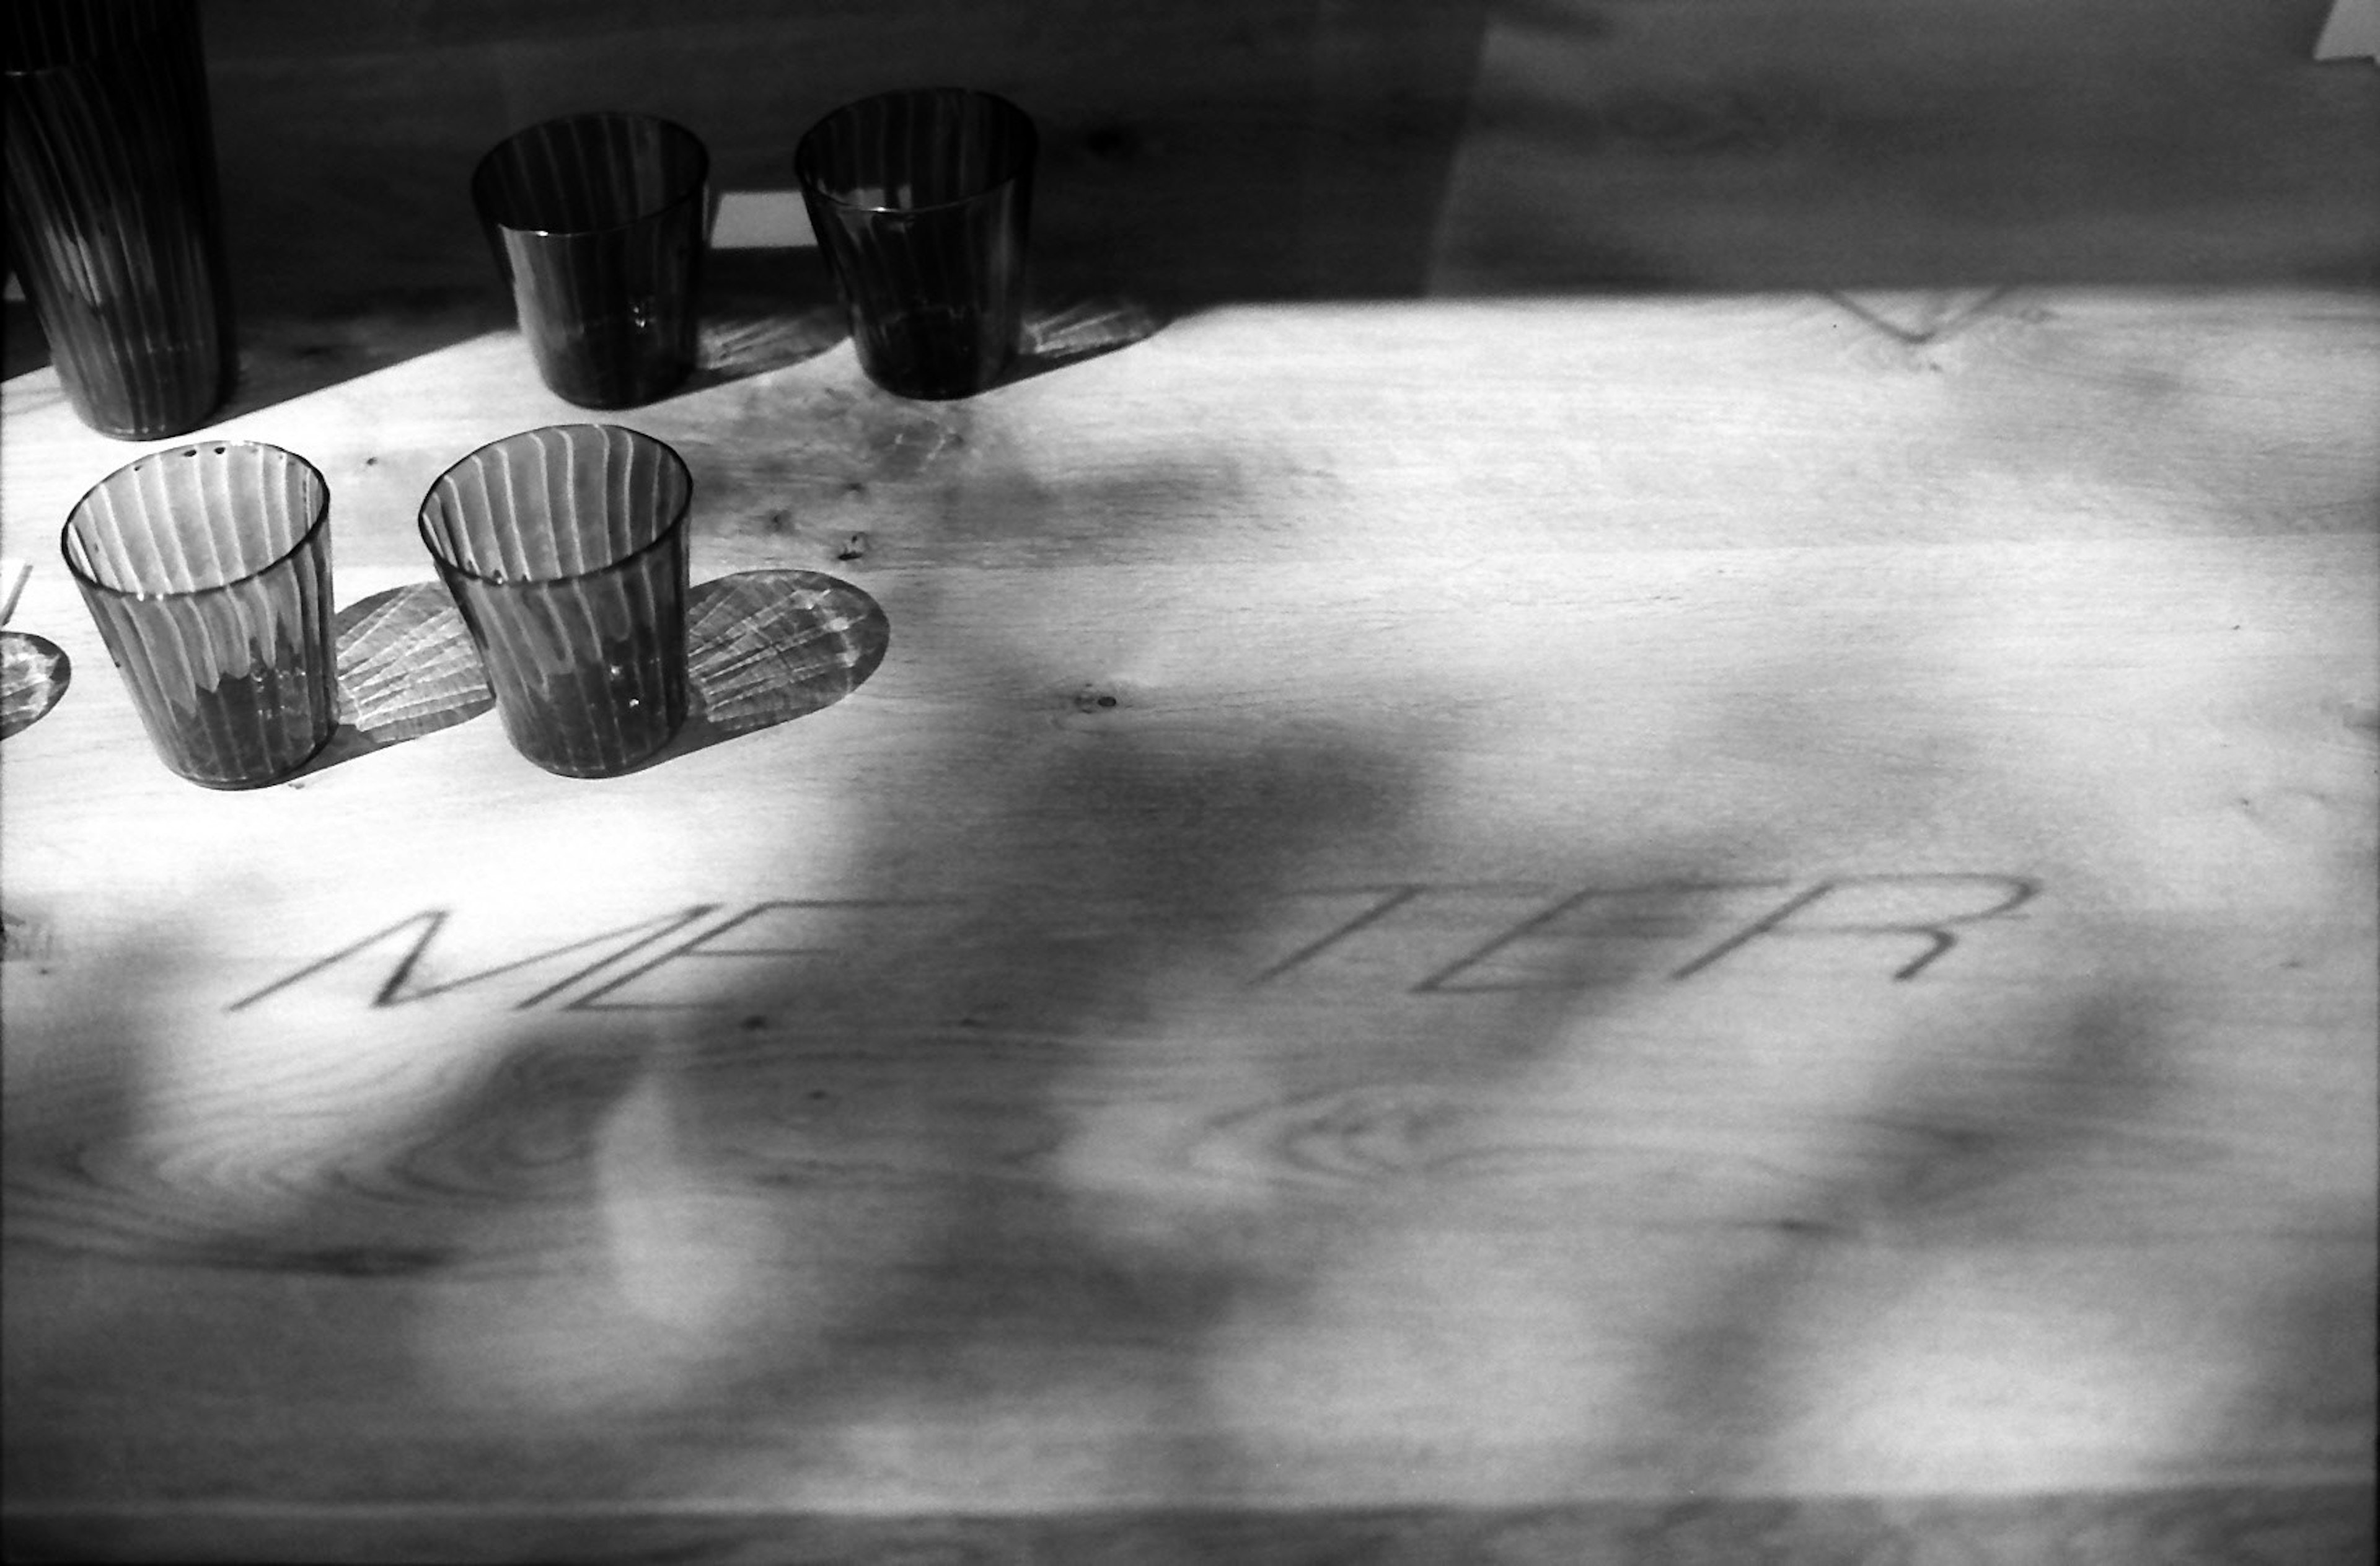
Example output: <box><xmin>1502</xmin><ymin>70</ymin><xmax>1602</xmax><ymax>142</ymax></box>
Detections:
<box><xmin>307</xmin><ymin>583</ymin><xmax>497</xmax><ymax>772</ymax></box>
<box><xmin>653</xmin><ymin>569</ymin><xmax>889</xmax><ymax>762</ymax></box>
<box><xmin>296</xmin><ymin>571</ymin><xmax>883</xmax><ymax>778</ymax></box>
<box><xmin>498</xmin><ymin>569</ymin><xmax>887</xmax><ymax>776</ymax></box>
<box><xmin>0</xmin><ymin>632</ymin><xmax>71</xmax><ymax>740</ymax></box>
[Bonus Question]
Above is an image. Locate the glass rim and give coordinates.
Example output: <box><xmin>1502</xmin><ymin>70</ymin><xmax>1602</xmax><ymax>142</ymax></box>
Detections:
<box><xmin>794</xmin><ymin>86</ymin><xmax>1037</xmax><ymax>215</ymax></box>
<box><xmin>1</xmin><ymin>0</ymin><xmax>188</xmax><ymax>79</ymax></box>
<box><xmin>416</xmin><ymin>423</ymin><xmax>694</xmax><ymax>587</ymax></box>
<box><xmin>60</xmin><ymin>440</ymin><xmax>331</xmax><ymax>604</ymax></box>
<box><xmin>471</xmin><ymin>111</ymin><xmax>712</xmax><ymax>239</ymax></box>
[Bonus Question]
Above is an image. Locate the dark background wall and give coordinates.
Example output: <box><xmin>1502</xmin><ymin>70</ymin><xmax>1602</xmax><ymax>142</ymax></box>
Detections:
<box><xmin>9</xmin><ymin>0</ymin><xmax>2379</xmax><ymax>381</ymax></box>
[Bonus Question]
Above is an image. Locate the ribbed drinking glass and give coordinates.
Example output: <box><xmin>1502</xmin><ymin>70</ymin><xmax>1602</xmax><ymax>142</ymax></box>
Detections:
<box><xmin>61</xmin><ymin>442</ymin><xmax>336</xmax><ymax>787</ymax></box>
<box><xmin>418</xmin><ymin>425</ymin><xmax>692</xmax><ymax>777</ymax></box>
<box><xmin>796</xmin><ymin>88</ymin><xmax>1036</xmax><ymax>400</ymax></box>
<box><xmin>3</xmin><ymin>0</ymin><xmax>235</xmax><ymax>439</ymax></box>
<box><xmin>472</xmin><ymin>113</ymin><xmax>710</xmax><ymax>408</ymax></box>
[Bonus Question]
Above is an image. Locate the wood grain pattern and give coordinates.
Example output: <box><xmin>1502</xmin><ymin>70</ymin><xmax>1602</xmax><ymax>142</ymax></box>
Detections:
<box><xmin>2</xmin><ymin>4</ymin><xmax>2377</xmax><ymax>1554</ymax></box>
<box><xmin>4</xmin><ymin>284</ymin><xmax>2371</xmax><ymax>1560</ymax></box>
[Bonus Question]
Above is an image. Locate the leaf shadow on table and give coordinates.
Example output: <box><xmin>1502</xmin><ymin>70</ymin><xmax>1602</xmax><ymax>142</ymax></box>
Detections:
<box><xmin>63</xmin><ymin>450</ymin><xmax>1442</xmax><ymax>1515</ymax></box>
<box><xmin>10</xmin><ymin>449</ymin><xmax>2371</xmax><ymax>1563</ymax></box>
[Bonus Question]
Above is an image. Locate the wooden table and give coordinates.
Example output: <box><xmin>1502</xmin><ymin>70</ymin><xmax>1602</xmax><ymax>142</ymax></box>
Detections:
<box><xmin>3</xmin><ymin>276</ymin><xmax>2374</xmax><ymax>1562</ymax></box>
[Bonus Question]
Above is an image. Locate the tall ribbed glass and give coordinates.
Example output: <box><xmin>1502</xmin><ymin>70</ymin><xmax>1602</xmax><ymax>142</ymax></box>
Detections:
<box><xmin>472</xmin><ymin>113</ymin><xmax>709</xmax><ymax>408</ymax></box>
<box><xmin>418</xmin><ymin>425</ymin><xmax>692</xmax><ymax>777</ymax></box>
<box><xmin>795</xmin><ymin>88</ymin><xmax>1036</xmax><ymax>400</ymax></box>
<box><xmin>2</xmin><ymin>0</ymin><xmax>233</xmax><ymax>439</ymax></box>
<box><xmin>61</xmin><ymin>443</ymin><xmax>335</xmax><ymax>788</ymax></box>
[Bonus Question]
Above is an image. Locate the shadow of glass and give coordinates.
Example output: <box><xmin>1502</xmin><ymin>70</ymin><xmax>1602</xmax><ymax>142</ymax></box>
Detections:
<box><xmin>2</xmin><ymin>301</ymin><xmax>512</xmax><ymax>435</ymax></box>
<box><xmin>231</xmin><ymin>291</ymin><xmax>516</xmax><ymax>416</ymax></box>
<box><xmin>682</xmin><ymin>275</ymin><xmax>1165</xmax><ymax>402</ymax></box>
<box><xmin>0</xmin><ymin>632</ymin><xmax>71</xmax><ymax>741</ymax></box>
<box><xmin>681</xmin><ymin>306</ymin><xmax>848</xmax><ymax>394</ymax></box>
<box><xmin>7</xmin><ymin>258</ymin><xmax>842</xmax><ymax>429</ymax></box>
<box><xmin>301</xmin><ymin>571</ymin><xmax>888</xmax><ymax>779</ymax></box>
<box><xmin>1002</xmin><ymin>296</ymin><xmax>1171</xmax><ymax>389</ymax></box>
<box><xmin>624</xmin><ymin>569</ymin><xmax>889</xmax><ymax>769</ymax></box>
<box><xmin>674</xmin><ymin>250</ymin><xmax>850</xmax><ymax>397</ymax></box>
<box><xmin>684</xmin><ymin>570</ymin><xmax>889</xmax><ymax>733</ymax></box>
<box><xmin>306</xmin><ymin>583</ymin><xmax>497</xmax><ymax>773</ymax></box>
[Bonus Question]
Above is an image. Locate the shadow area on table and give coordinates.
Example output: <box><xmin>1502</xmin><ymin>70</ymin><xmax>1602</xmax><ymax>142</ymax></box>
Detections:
<box><xmin>6</xmin><ymin>622</ymin><xmax>2371</xmax><ymax>1563</ymax></box>
<box><xmin>10</xmin><ymin>236</ymin><xmax>2377</xmax><ymax>1566</ymax></box>
<box><xmin>224</xmin><ymin>253</ymin><xmax>853</xmax><ymax>421</ymax></box>
<box><xmin>310</xmin><ymin>583</ymin><xmax>497</xmax><ymax>768</ymax></box>
<box><xmin>626</xmin><ymin>568</ymin><xmax>890</xmax><ymax>770</ymax></box>
<box><xmin>303</xmin><ymin>570</ymin><xmax>884</xmax><ymax>776</ymax></box>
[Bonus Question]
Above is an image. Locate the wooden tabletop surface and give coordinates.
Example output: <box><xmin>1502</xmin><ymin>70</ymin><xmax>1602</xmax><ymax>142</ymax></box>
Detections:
<box><xmin>4</xmin><ymin>6</ymin><xmax>2378</xmax><ymax>1564</ymax></box>
<box><xmin>6</xmin><ymin>282</ymin><xmax>2373</xmax><ymax>1562</ymax></box>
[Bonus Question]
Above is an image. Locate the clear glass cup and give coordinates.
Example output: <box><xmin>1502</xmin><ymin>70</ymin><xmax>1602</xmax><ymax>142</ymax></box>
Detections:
<box><xmin>796</xmin><ymin>87</ymin><xmax>1036</xmax><ymax>400</ymax></box>
<box><xmin>472</xmin><ymin>112</ymin><xmax>710</xmax><ymax>408</ymax></box>
<box><xmin>61</xmin><ymin>441</ymin><xmax>337</xmax><ymax>787</ymax></box>
<box><xmin>417</xmin><ymin>424</ymin><xmax>693</xmax><ymax>776</ymax></box>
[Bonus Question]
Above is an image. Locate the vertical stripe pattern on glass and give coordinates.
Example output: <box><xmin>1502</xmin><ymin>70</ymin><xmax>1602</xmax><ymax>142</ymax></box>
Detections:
<box><xmin>2</xmin><ymin>0</ymin><xmax>232</xmax><ymax>439</ymax></box>
<box><xmin>61</xmin><ymin>443</ymin><xmax>336</xmax><ymax>787</ymax></box>
<box><xmin>418</xmin><ymin>425</ymin><xmax>692</xmax><ymax>778</ymax></box>
<box><xmin>795</xmin><ymin>88</ymin><xmax>1035</xmax><ymax>400</ymax></box>
<box><xmin>472</xmin><ymin>113</ymin><xmax>710</xmax><ymax>408</ymax></box>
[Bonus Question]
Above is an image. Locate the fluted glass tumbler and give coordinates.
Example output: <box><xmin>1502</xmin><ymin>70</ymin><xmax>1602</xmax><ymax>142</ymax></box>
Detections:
<box><xmin>419</xmin><ymin>425</ymin><xmax>692</xmax><ymax>777</ymax></box>
<box><xmin>473</xmin><ymin>113</ymin><xmax>710</xmax><ymax>408</ymax></box>
<box><xmin>61</xmin><ymin>443</ymin><xmax>335</xmax><ymax>788</ymax></box>
<box><xmin>795</xmin><ymin>88</ymin><xmax>1036</xmax><ymax>400</ymax></box>
<box><xmin>3</xmin><ymin>0</ymin><xmax>234</xmax><ymax>439</ymax></box>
